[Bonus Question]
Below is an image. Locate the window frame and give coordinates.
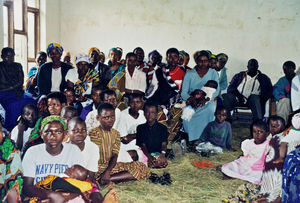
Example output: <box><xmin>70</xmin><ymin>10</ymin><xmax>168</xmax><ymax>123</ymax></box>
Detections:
<box><xmin>3</xmin><ymin>0</ymin><xmax>41</xmax><ymax>73</ymax></box>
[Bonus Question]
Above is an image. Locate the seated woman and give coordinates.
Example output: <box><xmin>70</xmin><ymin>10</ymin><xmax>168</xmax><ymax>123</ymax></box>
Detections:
<box><xmin>37</xmin><ymin>43</ymin><xmax>73</xmax><ymax>96</ymax></box>
<box><xmin>0</xmin><ymin>47</ymin><xmax>36</xmax><ymax>131</ymax></box>
<box><xmin>181</xmin><ymin>50</ymin><xmax>219</xmax><ymax>146</ymax></box>
<box><xmin>25</xmin><ymin>51</ymin><xmax>47</xmax><ymax>98</ymax></box>
<box><xmin>107</xmin><ymin>48</ymin><xmax>125</xmax><ymax>78</ymax></box>
<box><xmin>108</xmin><ymin>52</ymin><xmax>146</xmax><ymax>110</ymax></box>
<box><xmin>22</xmin><ymin>92</ymin><xmax>67</xmax><ymax>156</ymax></box>
<box><xmin>0</xmin><ymin>122</ymin><xmax>23</xmax><ymax>203</ymax></box>
<box><xmin>89</xmin><ymin>103</ymin><xmax>150</xmax><ymax>186</ymax></box>
<box><xmin>136</xmin><ymin>103</ymin><xmax>168</xmax><ymax>168</ymax></box>
<box><xmin>22</xmin><ymin>115</ymin><xmax>86</xmax><ymax>202</ymax></box>
<box><xmin>66</xmin><ymin>53</ymin><xmax>99</xmax><ymax>104</ymax></box>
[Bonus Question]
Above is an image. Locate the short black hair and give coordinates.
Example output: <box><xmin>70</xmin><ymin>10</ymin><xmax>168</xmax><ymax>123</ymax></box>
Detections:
<box><xmin>47</xmin><ymin>92</ymin><xmax>67</xmax><ymax>104</ymax></box>
<box><xmin>283</xmin><ymin>61</ymin><xmax>296</xmax><ymax>69</ymax></box>
<box><xmin>61</xmin><ymin>106</ymin><xmax>78</xmax><ymax>117</ymax></box>
<box><xmin>215</xmin><ymin>106</ymin><xmax>227</xmax><ymax>115</ymax></box>
<box><xmin>97</xmin><ymin>103</ymin><xmax>115</xmax><ymax>115</ymax></box>
<box><xmin>204</xmin><ymin>80</ymin><xmax>218</xmax><ymax>89</ymax></box>
<box><xmin>143</xmin><ymin>102</ymin><xmax>158</xmax><ymax>113</ymax></box>
<box><xmin>252</xmin><ymin>120</ymin><xmax>269</xmax><ymax>132</ymax></box>
<box><xmin>100</xmin><ymin>89</ymin><xmax>116</xmax><ymax>101</ymax></box>
<box><xmin>128</xmin><ymin>93</ymin><xmax>143</xmax><ymax>103</ymax></box>
<box><xmin>91</xmin><ymin>85</ymin><xmax>107</xmax><ymax>96</ymax></box>
<box><xmin>67</xmin><ymin>116</ymin><xmax>86</xmax><ymax>129</ymax></box>
<box><xmin>36</xmin><ymin>51</ymin><xmax>47</xmax><ymax>58</ymax></box>
<box><xmin>22</xmin><ymin>104</ymin><xmax>38</xmax><ymax>116</ymax></box>
<box><xmin>166</xmin><ymin>48</ymin><xmax>179</xmax><ymax>57</ymax></box>
<box><xmin>268</xmin><ymin>115</ymin><xmax>285</xmax><ymax>127</ymax></box>
<box><xmin>133</xmin><ymin>47</ymin><xmax>144</xmax><ymax>54</ymax></box>
<box><xmin>125</xmin><ymin>52</ymin><xmax>137</xmax><ymax>60</ymax></box>
<box><xmin>248</xmin><ymin>59</ymin><xmax>259</xmax><ymax>68</ymax></box>
<box><xmin>1</xmin><ymin>47</ymin><xmax>15</xmax><ymax>57</ymax></box>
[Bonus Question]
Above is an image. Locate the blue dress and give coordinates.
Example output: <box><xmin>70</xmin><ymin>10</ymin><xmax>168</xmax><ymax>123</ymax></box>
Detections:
<box><xmin>181</xmin><ymin>68</ymin><xmax>219</xmax><ymax>141</ymax></box>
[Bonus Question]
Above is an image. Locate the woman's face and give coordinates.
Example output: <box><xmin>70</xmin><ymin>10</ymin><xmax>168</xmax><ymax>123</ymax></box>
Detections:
<box><xmin>49</xmin><ymin>48</ymin><xmax>62</xmax><ymax>63</ymax></box>
<box><xmin>77</xmin><ymin>61</ymin><xmax>89</xmax><ymax>78</ymax></box>
<box><xmin>196</xmin><ymin>56</ymin><xmax>209</xmax><ymax>69</ymax></box>
<box><xmin>109</xmin><ymin>50</ymin><xmax>119</xmax><ymax>64</ymax></box>
<box><xmin>42</xmin><ymin>121</ymin><xmax>65</xmax><ymax>150</ymax></box>
<box><xmin>48</xmin><ymin>98</ymin><xmax>63</xmax><ymax>115</ymax></box>
<box><xmin>36</xmin><ymin>54</ymin><xmax>47</xmax><ymax>67</ymax></box>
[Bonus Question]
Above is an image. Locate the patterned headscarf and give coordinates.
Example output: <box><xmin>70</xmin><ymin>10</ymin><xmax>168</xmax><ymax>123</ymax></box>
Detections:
<box><xmin>41</xmin><ymin>115</ymin><xmax>67</xmax><ymax>131</ymax></box>
<box><xmin>75</xmin><ymin>53</ymin><xmax>90</xmax><ymax>64</ymax></box>
<box><xmin>88</xmin><ymin>47</ymin><xmax>101</xmax><ymax>57</ymax></box>
<box><xmin>47</xmin><ymin>43</ymin><xmax>63</xmax><ymax>56</ymax></box>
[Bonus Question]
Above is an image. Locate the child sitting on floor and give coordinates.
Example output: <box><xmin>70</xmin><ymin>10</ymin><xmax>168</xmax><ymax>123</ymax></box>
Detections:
<box><xmin>221</xmin><ymin>120</ymin><xmax>270</xmax><ymax>184</ymax></box>
<box><xmin>273</xmin><ymin>113</ymin><xmax>300</xmax><ymax>164</ymax></box>
<box><xmin>195</xmin><ymin>106</ymin><xmax>232</xmax><ymax>154</ymax></box>
<box><xmin>136</xmin><ymin>102</ymin><xmax>168</xmax><ymax>168</ymax></box>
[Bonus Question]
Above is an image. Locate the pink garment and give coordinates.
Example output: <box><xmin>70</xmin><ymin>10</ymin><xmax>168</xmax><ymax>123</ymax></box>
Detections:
<box><xmin>221</xmin><ymin>139</ymin><xmax>269</xmax><ymax>184</ymax></box>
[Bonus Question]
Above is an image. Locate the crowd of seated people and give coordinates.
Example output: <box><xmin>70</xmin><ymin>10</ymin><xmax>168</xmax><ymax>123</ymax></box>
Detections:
<box><xmin>0</xmin><ymin>43</ymin><xmax>299</xmax><ymax>202</ymax></box>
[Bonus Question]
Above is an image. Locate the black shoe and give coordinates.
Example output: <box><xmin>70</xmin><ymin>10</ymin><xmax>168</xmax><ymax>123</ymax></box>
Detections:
<box><xmin>159</xmin><ymin>172</ymin><xmax>172</xmax><ymax>185</ymax></box>
<box><xmin>149</xmin><ymin>173</ymin><xmax>160</xmax><ymax>184</ymax></box>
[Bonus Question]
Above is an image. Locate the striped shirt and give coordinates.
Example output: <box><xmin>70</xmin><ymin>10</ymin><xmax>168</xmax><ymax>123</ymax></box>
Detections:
<box><xmin>89</xmin><ymin>127</ymin><xmax>120</xmax><ymax>171</ymax></box>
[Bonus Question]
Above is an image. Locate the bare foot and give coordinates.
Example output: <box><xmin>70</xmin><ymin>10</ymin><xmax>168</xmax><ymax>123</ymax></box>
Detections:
<box><xmin>103</xmin><ymin>189</ymin><xmax>119</xmax><ymax>203</ymax></box>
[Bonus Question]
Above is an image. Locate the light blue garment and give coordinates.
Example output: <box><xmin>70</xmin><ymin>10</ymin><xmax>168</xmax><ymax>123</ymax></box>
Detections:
<box><xmin>181</xmin><ymin>68</ymin><xmax>220</xmax><ymax>101</ymax></box>
<box><xmin>182</xmin><ymin>101</ymin><xmax>216</xmax><ymax>141</ymax></box>
<box><xmin>218</xmin><ymin>67</ymin><xmax>228</xmax><ymax>92</ymax></box>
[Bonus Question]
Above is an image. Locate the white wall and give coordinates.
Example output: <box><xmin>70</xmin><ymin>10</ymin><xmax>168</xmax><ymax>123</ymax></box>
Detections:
<box><xmin>45</xmin><ymin>0</ymin><xmax>300</xmax><ymax>84</ymax></box>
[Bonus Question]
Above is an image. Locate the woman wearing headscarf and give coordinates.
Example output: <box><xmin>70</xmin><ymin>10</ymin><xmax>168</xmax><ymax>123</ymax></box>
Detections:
<box><xmin>181</xmin><ymin>50</ymin><xmax>219</xmax><ymax>145</ymax></box>
<box><xmin>37</xmin><ymin>43</ymin><xmax>73</xmax><ymax>96</ymax></box>
<box><xmin>66</xmin><ymin>53</ymin><xmax>100</xmax><ymax>102</ymax></box>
